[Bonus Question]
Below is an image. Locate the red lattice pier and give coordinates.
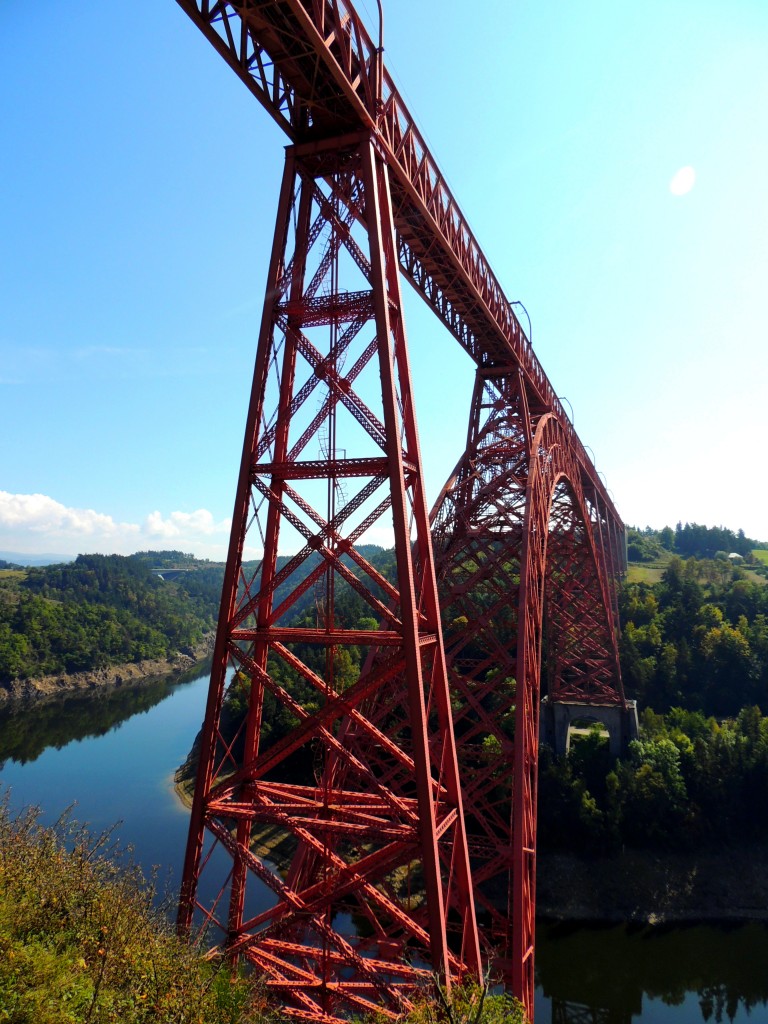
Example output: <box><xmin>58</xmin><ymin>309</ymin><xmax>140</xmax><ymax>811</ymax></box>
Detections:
<box><xmin>175</xmin><ymin>2</ymin><xmax>628</xmax><ymax>1021</ymax></box>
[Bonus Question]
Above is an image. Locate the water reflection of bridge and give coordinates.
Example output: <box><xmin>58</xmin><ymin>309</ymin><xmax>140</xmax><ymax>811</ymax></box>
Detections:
<box><xmin>551</xmin><ymin>1002</ymin><xmax>634</xmax><ymax>1024</ymax></box>
<box><xmin>537</xmin><ymin>923</ymin><xmax>640</xmax><ymax>1024</ymax></box>
<box><xmin>537</xmin><ymin>920</ymin><xmax>768</xmax><ymax>1024</ymax></box>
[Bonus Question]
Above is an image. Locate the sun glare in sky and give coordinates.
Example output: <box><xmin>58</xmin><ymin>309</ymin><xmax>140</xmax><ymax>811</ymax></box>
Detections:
<box><xmin>669</xmin><ymin>165</ymin><xmax>697</xmax><ymax>196</ymax></box>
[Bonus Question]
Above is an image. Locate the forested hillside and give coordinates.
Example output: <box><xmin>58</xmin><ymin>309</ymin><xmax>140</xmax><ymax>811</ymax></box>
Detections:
<box><xmin>0</xmin><ymin>552</ymin><xmax>218</xmax><ymax>684</ymax></box>
<box><xmin>626</xmin><ymin>521</ymin><xmax>766</xmax><ymax>565</ymax></box>
<box><xmin>0</xmin><ymin>546</ymin><xmax>393</xmax><ymax>686</ymax></box>
<box><xmin>620</xmin><ymin>554</ymin><xmax>768</xmax><ymax>716</ymax></box>
<box><xmin>540</xmin><ymin>526</ymin><xmax>768</xmax><ymax>855</ymax></box>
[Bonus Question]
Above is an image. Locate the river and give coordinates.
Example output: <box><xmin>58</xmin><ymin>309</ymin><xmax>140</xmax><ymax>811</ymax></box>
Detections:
<box><xmin>1</xmin><ymin>669</ymin><xmax>766</xmax><ymax>1023</ymax></box>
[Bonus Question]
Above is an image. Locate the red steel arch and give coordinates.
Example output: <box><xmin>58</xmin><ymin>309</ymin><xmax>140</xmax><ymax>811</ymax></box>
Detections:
<box><xmin>274</xmin><ymin>368</ymin><xmax>627</xmax><ymax>1018</ymax></box>
<box><xmin>514</xmin><ymin>406</ymin><xmax>625</xmax><ymax>1010</ymax></box>
<box><xmin>431</xmin><ymin>370</ymin><xmax>626</xmax><ymax>1010</ymax></box>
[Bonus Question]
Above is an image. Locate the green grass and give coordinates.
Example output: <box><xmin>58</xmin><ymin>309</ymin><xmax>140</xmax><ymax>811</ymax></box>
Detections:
<box><xmin>626</xmin><ymin>549</ymin><xmax>672</xmax><ymax>584</ymax></box>
<box><xmin>627</xmin><ymin>549</ymin><xmax>768</xmax><ymax>586</ymax></box>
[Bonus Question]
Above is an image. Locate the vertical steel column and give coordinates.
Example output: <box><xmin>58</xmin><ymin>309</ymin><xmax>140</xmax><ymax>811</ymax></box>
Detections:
<box><xmin>512</xmin><ymin>426</ymin><xmax>550</xmax><ymax>1016</ymax></box>
<box><xmin>359</xmin><ymin>134</ymin><xmax>481</xmax><ymax>985</ymax></box>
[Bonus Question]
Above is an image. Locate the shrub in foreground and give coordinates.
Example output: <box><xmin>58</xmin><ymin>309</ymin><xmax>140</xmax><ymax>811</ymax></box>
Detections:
<box><xmin>0</xmin><ymin>800</ymin><xmax>272</xmax><ymax>1024</ymax></box>
<box><xmin>371</xmin><ymin>980</ymin><xmax>526</xmax><ymax>1024</ymax></box>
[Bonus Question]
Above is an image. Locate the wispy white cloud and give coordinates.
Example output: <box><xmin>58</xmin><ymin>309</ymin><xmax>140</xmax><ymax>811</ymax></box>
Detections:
<box><xmin>143</xmin><ymin>508</ymin><xmax>231</xmax><ymax>540</ymax></box>
<box><xmin>0</xmin><ymin>492</ymin><xmax>133</xmax><ymax>538</ymax></box>
<box><xmin>0</xmin><ymin>491</ymin><xmax>231</xmax><ymax>560</ymax></box>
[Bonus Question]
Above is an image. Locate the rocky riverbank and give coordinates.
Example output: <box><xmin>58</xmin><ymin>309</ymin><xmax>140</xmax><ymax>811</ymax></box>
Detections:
<box><xmin>0</xmin><ymin>634</ymin><xmax>215</xmax><ymax>706</ymax></box>
<box><xmin>537</xmin><ymin>846</ymin><xmax>768</xmax><ymax>924</ymax></box>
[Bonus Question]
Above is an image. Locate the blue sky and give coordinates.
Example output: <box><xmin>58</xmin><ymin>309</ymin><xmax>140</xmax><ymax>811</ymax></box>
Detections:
<box><xmin>2</xmin><ymin>0</ymin><xmax>767</xmax><ymax>559</ymax></box>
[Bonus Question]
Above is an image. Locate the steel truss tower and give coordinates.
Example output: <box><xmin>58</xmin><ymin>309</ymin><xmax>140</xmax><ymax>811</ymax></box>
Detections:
<box><xmin>178</xmin><ymin>134</ymin><xmax>481</xmax><ymax>1022</ymax></box>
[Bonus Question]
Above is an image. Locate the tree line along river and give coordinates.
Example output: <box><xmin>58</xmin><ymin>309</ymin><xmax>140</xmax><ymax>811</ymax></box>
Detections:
<box><xmin>1</xmin><ymin>668</ymin><xmax>766</xmax><ymax>1024</ymax></box>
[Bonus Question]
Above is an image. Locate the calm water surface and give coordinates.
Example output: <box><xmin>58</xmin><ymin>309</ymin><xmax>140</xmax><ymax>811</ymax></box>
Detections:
<box><xmin>534</xmin><ymin>920</ymin><xmax>768</xmax><ymax>1023</ymax></box>
<box><xmin>1</xmin><ymin>671</ymin><xmax>767</xmax><ymax>1023</ymax></box>
<box><xmin>0</xmin><ymin>669</ymin><xmax>210</xmax><ymax>894</ymax></box>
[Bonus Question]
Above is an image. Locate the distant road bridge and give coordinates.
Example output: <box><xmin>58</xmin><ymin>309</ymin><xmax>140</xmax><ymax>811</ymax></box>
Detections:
<box><xmin>174</xmin><ymin>2</ymin><xmax>628</xmax><ymax>1021</ymax></box>
<box><xmin>153</xmin><ymin>567</ymin><xmax>196</xmax><ymax>580</ymax></box>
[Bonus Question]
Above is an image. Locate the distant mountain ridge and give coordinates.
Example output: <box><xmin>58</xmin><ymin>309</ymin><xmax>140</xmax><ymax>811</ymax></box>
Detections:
<box><xmin>0</xmin><ymin>550</ymin><xmax>73</xmax><ymax>567</ymax></box>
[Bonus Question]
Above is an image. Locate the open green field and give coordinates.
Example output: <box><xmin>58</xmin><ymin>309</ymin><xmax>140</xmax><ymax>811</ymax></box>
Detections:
<box><xmin>0</xmin><ymin>569</ymin><xmax>25</xmax><ymax>581</ymax></box>
<box><xmin>752</xmin><ymin>549</ymin><xmax>768</xmax><ymax>565</ymax></box>
<box><xmin>625</xmin><ymin>549</ymin><xmax>673</xmax><ymax>584</ymax></box>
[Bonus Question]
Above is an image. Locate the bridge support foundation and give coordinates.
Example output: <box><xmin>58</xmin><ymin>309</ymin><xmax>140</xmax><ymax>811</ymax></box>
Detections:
<box><xmin>541</xmin><ymin>696</ymin><xmax>639</xmax><ymax>758</ymax></box>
